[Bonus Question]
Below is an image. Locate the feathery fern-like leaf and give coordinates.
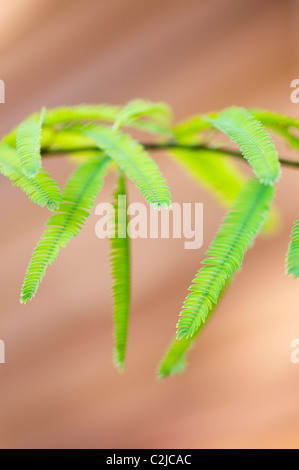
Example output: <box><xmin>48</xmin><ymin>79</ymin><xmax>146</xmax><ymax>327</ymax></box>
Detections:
<box><xmin>80</xmin><ymin>124</ymin><xmax>171</xmax><ymax>207</ymax></box>
<box><xmin>158</xmin><ymin>279</ymin><xmax>230</xmax><ymax>379</ymax></box>
<box><xmin>110</xmin><ymin>172</ymin><xmax>130</xmax><ymax>370</ymax></box>
<box><xmin>43</xmin><ymin>104</ymin><xmax>121</xmax><ymax>126</ymax></box>
<box><xmin>173</xmin><ymin>114</ymin><xmax>215</xmax><ymax>141</ymax></box>
<box><xmin>2</xmin><ymin>105</ymin><xmax>121</xmax><ymax>148</ymax></box>
<box><xmin>0</xmin><ymin>143</ymin><xmax>62</xmax><ymax>210</ymax></box>
<box><xmin>40</xmin><ymin>128</ymin><xmax>97</xmax><ymax>151</ymax></box>
<box><xmin>170</xmin><ymin>149</ymin><xmax>245</xmax><ymax>207</ymax></box>
<box><xmin>16</xmin><ymin>108</ymin><xmax>45</xmax><ymax>177</ymax></box>
<box><xmin>177</xmin><ymin>179</ymin><xmax>274</xmax><ymax>340</ymax></box>
<box><xmin>205</xmin><ymin>107</ymin><xmax>280</xmax><ymax>185</ymax></box>
<box><xmin>158</xmin><ymin>335</ymin><xmax>192</xmax><ymax>379</ymax></box>
<box><xmin>169</xmin><ymin>148</ymin><xmax>278</xmax><ymax>234</ymax></box>
<box><xmin>20</xmin><ymin>156</ymin><xmax>109</xmax><ymax>303</ymax></box>
<box><xmin>250</xmin><ymin>109</ymin><xmax>299</xmax><ymax>129</ymax></box>
<box><xmin>44</xmin><ymin>102</ymin><xmax>172</xmax><ymax>136</ymax></box>
<box><xmin>114</xmin><ymin>99</ymin><xmax>171</xmax><ymax>130</ymax></box>
<box><xmin>250</xmin><ymin>108</ymin><xmax>299</xmax><ymax>151</ymax></box>
<box><xmin>287</xmin><ymin>216</ymin><xmax>299</xmax><ymax>277</ymax></box>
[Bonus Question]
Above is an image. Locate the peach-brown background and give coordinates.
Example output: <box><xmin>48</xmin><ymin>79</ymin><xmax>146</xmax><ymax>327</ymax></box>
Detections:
<box><xmin>0</xmin><ymin>0</ymin><xmax>299</xmax><ymax>449</ymax></box>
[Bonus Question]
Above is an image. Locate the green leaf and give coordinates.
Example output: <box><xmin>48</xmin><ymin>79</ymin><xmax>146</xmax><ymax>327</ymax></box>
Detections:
<box><xmin>158</xmin><ymin>335</ymin><xmax>192</xmax><ymax>379</ymax></box>
<box><xmin>173</xmin><ymin>115</ymin><xmax>214</xmax><ymax>142</ymax></box>
<box><xmin>16</xmin><ymin>108</ymin><xmax>45</xmax><ymax>177</ymax></box>
<box><xmin>287</xmin><ymin>216</ymin><xmax>299</xmax><ymax>277</ymax></box>
<box><xmin>110</xmin><ymin>172</ymin><xmax>130</xmax><ymax>370</ymax></box>
<box><xmin>40</xmin><ymin>128</ymin><xmax>97</xmax><ymax>152</ymax></box>
<box><xmin>169</xmin><ymin>149</ymin><xmax>245</xmax><ymax>207</ymax></box>
<box><xmin>2</xmin><ymin>105</ymin><xmax>121</xmax><ymax>148</ymax></box>
<box><xmin>177</xmin><ymin>178</ymin><xmax>274</xmax><ymax>340</ymax></box>
<box><xmin>158</xmin><ymin>278</ymin><xmax>230</xmax><ymax>379</ymax></box>
<box><xmin>132</xmin><ymin>120</ymin><xmax>173</xmax><ymax>136</ymax></box>
<box><xmin>43</xmin><ymin>104</ymin><xmax>121</xmax><ymax>126</ymax></box>
<box><xmin>169</xmin><ymin>147</ymin><xmax>278</xmax><ymax>235</ymax></box>
<box><xmin>205</xmin><ymin>107</ymin><xmax>280</xmax><ymax>185</ymax></box>
<box><xmin>250</xmin><ymin>108</ymin><xmax>299</xmax><ymax>151</ymax></box>
<box><xmin>0</xmin><ymin>143</ymin><xmax>62</xmax><ymax>210</ymax></box>
<box><xmin>4</xmin><ymin>102</ymin><xmax>171</xmax><ymax>152</ymax></box>
<box><xmin>114</xmin><ymin>99</ymin><xmax>172</xmax><ymax>131</ymax></box>
<box><xmin>20</xmin><ymin>156</ymin><xmax>109</xmax><ymax>303</ymax></box>
<box><xmin>80</xmin><ymin>124</ymin><xmax>171</xmax><ymax>207</ymax></box>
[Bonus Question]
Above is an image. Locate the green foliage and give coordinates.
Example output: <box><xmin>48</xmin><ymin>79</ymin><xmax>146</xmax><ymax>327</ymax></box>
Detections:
<box><xmin>170</xmin><ymin>148</ymin><xmax>245</xmax><ymax>207</ymax></box>
<box><xmin>250</xmin><ymin>108</ymin><xmax>299</xmax><ymax>151</ymax></box>
<box><xmin>21</xmin><ymin>156</ymin><xmax>109</xmax><ymax>303</ymax></box>
<box><xmin>158</xmin><ymin>279</ymin><xmax>230</xmax><ymax>379</ymax></box>
<box><xmin>114</xmin><ymin>99</ymin><xmax>172</xmax><ymax>130</ymax></box>
<box><xmin>80</xmin><ymin>124</ymin><xmax>171</xmax><ymax>207</ymax></box>
<box><xmin>177</xmin><ymin>179</ymin><xmax>274</xmax><ymax>340</ymax></box>
<box><xmin>205</xmin><ymin>107</ymin><xmax>280</xmax><ymax>185</ymax></box>
<box><xmin>16</xmin><ymin>108</ymin><xmax>45</xmax><ymax>177</ymax></box>
<box><xmin>158</xmin><ymin>335</ymin><xmax>192</xmax><ymax>379</ymax></box>
<box><xmin>3</xmin><ymin>100</ymin><xmax>171</xmax><ymax>148</ymax></box>
<box><xmin>110</xmin><ymin>173</ymin><xmax>130</xmax><ymax>370</ymax></box>
<box><xmin>169</xmin><ymin>148</ymin><xmax>278</xmax><ymax>234</ymax></box>
<box><xmin>44</xmin><ymin>104</ymin><xmax>121</xmax><ymax>126</ymax></box>
<box><xmin>287</xmin><ymin>216</ymin><xmax>299</xmax><ymax>277</ymax></box>
<box><xmin>173</xmin><ymin>115</ymin><xmax>213</xmax><ymax>141</ymax></box>
<box><xmin>1</xmin><ymin>100</ymin><xmax>299</xmax><ymax>377</ymax></box>
<box><xmin>41</xmin><ymin>128</ymin><xmax>97</xmax><ymax>151</ymax></box>
<box><xmin>0</xmin><ymin>143</ymin><xmax>62</xmax><ymax>210</ymax></box>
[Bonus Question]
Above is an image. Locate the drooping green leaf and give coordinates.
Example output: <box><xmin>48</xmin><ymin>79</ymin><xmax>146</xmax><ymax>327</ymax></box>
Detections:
<box><xmin>158</xmin><ymin>279</ymin><xmax>230</xmax><ymax>379</ymax></box>
<box><xmin>20</xmin><ymin>156</ymin><xmax>109</xmax><ymax>303</ymax></box>
<box><xmin>80</xmin><ymin>124</ymin><xmax>171</xmax><ymax>207</ymax></box>
<box><xmin>250</xmin><ymin>108</ymin><xmax>299</xmax><ymax>151</ymax></box>
<box><xmin>2</xmin><ymin>105</ymin><xmax>121</xmax><ymax>148</ymax></box>
<box><xmin>114</xmin><ymin>99</ymin><xmax>172</xmax><ymax>131</ymax></box>
<box><xmin>40</xmin><ymin>128</ymin><xmax>105</xmax><ymax>164</ymax></box>
<box><xmin>133</xmin><ymin>120</ymin><xmax>173</xmax><ymax>136</ymax></box>
<box><xmin>169</xmin><ymin>147</ymin><xmax>279</xmax><ymax>234</ymax></box>
<box><xmin>16</xmin><ymin>108</ymin><xmax>45</xmax><ymax>177</ymax></box>
<box><xmin>205</xmin><ymin>107</ymin><xmax>280</xmax><ymax>185</ymax></box>
<box><xmin>4</xmin><ymin>101</ymin><xmax>172</xmax><ymax>152</ymax></box>
<box><xmin>169</xmin><ymin>149</ymin><xmax>245</xmax><ymax>207</ymax></box>
<box><xmin>177</xmin><ymin>179</ymin><xmax>274</xmax><ymax>340</ymax></box>
<box><xmin>158</xmin><ymin>335</ymin><xmax>193</xmax><ymax>379</ymax></box>
<box><xmin>41</xmin><ymin>128</ymin><xmax>96</xmax><ymax>151</ymax></box>
<box><xmin>43</xmin><ymin>104</ymin><xmax>121</xmax><ymax>126</ymax></box>
<box><xmin>110</xmin><ymin>172</ymin><xmax>130</xmax><ymax>370</ymax></box>
<box><xmin>173</xmin><ymin>114</ymin><xmax>215</xmax><ymax>142</ymax></box>
<box><xmin>287</xmin><ymin>216</ymin><xmax>299</xmax><ymax>277</ymax></box>
<box><xmin>0</xmin><ymin>143</ymin><xmax>62</xmax><ymax>210</ymax></box>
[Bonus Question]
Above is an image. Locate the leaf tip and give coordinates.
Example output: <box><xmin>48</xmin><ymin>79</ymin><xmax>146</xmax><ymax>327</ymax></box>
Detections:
<box><xmin>114</xmin><ymin>356</ymin><xmax>125</xmax><ymax>373</ymax></box>
<box><xmin>156</xmin><ymin>369</ymin><xmax>167</xmax><ymax>381</ymax></box>
<box><xmin>20</xmin><ymin>293</ymin><xmax>32</xmax><ymax>304</ymax></box>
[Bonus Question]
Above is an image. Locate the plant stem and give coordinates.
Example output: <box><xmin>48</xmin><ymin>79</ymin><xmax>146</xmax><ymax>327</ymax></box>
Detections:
<box><xmin>41</xmin><ymin>142</ymin><xmax>299</xmax><ymax>169</ymax></box>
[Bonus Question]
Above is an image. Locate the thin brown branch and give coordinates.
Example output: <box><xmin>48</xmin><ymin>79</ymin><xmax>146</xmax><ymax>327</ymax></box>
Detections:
<box><xmin>41</xmin><ymin>142</ymin><xmax>299</xmax><ymax>169</ymax></box>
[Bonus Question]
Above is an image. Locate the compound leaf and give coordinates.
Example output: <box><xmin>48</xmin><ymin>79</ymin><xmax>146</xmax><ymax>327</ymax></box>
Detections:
<box><xmin>177</xmin><ymin>179</ymin><xmax>274</xmax><ymax>340</ymax></box>
<box><xmin>81</xmin><ymin>124</ymin><xmax>171</xmax><ymax>207</ymax></box>
<box><xmin>0</xmin><ymin>143</ymin><xmax>62</xmax><ymax>210</ymax></box>
<box><xmin>21</xmin><ymin>156</ymin><xmax>109</xmax><ymax>303</ymax></box>
<box><xmin>110</xmin><ymin>172</ymin><xmax>130</xmax><ymax>370</ymax></box>
<box><xmin>16</xmin><ymin>108</ymin><xmax>45</xmax><ymax>177</ymax></box>
<box><xmin>205</xmin><ymin>107</ymin><xmax>280</xmax><ymax>185</ymax></box>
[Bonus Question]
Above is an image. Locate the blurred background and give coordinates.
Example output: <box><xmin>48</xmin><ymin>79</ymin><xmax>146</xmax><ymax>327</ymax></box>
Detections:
<box><xmin>0</xmin><ymin>0</ymin><xmax>299</xmax><ymax>449</ymax></box>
